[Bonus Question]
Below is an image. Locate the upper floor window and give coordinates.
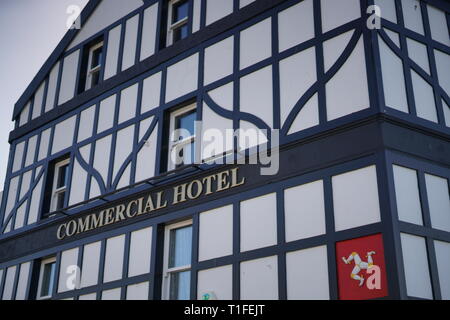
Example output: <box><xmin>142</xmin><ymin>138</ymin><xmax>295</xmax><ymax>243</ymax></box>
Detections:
<box><xmin>85</xmin><ymin>41</ymin><xmax>104</xmax><ymax>91</ymax></box>
<box><xmin>167</xmin><ymin>103</ymin><xmax>197</xmax><ymax>170</ymax></box>
<box><xmin>36</xmin><ymin>256</ymin><xmax>56</xmax><ymax>300</ymax></box>
<box><xmin>42</xmin><ymin>156</ymin><xmax>70</xmax><ymax>218</ymax></box>
<box><xmin>167</xmin><ymin>0</ymin><xmax>190</xmax><ymax>46</ymax></box>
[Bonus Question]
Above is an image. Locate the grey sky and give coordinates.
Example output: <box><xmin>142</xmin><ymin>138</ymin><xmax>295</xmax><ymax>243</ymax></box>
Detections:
<box><xmin>0</xmin><ymin>0</ymin><xmax>89</xmax><ymax>190</ymax></box>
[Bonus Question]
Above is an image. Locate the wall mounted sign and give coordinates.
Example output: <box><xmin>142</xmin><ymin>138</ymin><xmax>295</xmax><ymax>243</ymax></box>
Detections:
<box><xmin>56</xmin><ymin>167</ymin><xmax>245</xmax><ymax>240</ymax></box>
<box><xmin>336</xmin><ymin>233</ymin><xmax>388</xmax><ymax>300</ymax></box>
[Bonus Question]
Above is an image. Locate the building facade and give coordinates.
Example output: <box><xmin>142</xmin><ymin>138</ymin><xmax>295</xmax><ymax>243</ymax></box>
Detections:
<box><xmin>0</xmin><ymin>0</ymin><xmax>449</xmax><ymax>300</ymax></box>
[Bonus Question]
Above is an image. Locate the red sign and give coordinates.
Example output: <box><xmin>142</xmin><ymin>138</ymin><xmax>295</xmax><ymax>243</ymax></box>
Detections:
<box><xmin>336</xmin><ymin>234</ymin><xmax>388</xmax><ymax>300</ymax></box>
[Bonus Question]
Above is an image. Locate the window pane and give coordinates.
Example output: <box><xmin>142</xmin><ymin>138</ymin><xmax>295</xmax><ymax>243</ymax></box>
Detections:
<box><xmin>57</xmin><ymin>164</ymin><xmax>69</xmax><ymax>188</ymax></box>
<box><xmin>92</xmin><ymin>47</ymin><xmax>103</xmax><ymax>68</ymax></box>
<box><xmin>40</xmin><ymin>262</ymin><xmax>56</xmax><ymax>297</ymax></box>
<box><xmin>173</xmin><ymin>1</ymin><xmax>189</xmax><ymax>23</ymax></box>
<box><xmin>56</xmin><ymin>191</ymin><xmax>66</xmax><ymax>210</ymax></box>
<box><xmin>173</xmin><ymin>24</ymin><xmax>189</xmax><ymax>42</ymax></box>
<box><xmin>175</xmin><ymin>110</ymin><xmax>196</xmax><ymax>138</ymax></box>
<box><xmin>170</xmin><ymin>271</ymin><xmax>190</xmax><ymax>300</ymax></box>
<box><xmin>91</xmin><ymin>70</ymin><xmax>101</xmax><ymax>87</ymax></box>
<box><xmin>169</xmin><ymin>226</ymin><xmax>192</xmax><ymax>268</ymax></box>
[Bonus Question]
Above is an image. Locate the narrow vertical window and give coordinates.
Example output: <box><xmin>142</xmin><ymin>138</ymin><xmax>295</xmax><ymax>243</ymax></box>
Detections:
<box><xmin>168</xmin><ymin>103</ymin><xmax>197</xmax><ymax>170</ymax></box>
<box><xmin>37</xmin><ymin>257</ymin><xmax>56</xmax><ymax>300</ymax></box>
<box><xmin>51</xmin><ymin>158</ymin><xmax>70</xmax><ymax>212</ymax></box>
<box><xmin>167</xmin><ymin>0</ymin><xmax>190</xmax><ymax>46</ymax></box>
<box><xmin>85</xmin><ymin>41</ymin><xmax>104</xmax><ymax>91</ymax></box>
<box><xmin>163</xmin><ymin>220</ymin><xmax>193</xmax><ymax>300</ymax></box>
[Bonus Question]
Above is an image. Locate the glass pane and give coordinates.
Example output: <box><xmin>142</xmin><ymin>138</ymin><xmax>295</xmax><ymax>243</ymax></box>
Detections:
<box><xmin>175</xmin><ymin>110</ymin><xmax>196</xmax><ymax>139</ymax></box>
<box><xmin>57</xmin><ymin>164</ymin><xmax>69</xmax><ymax>188</ymax></box>
<box><xmin>173</xmin><ymin>0</ymin><xmax>189</xmax><ymax>23</ymax></box>
<box><xmin>169</xmin><ymin>226</ymin><xmax>192</xmax><ymax>268</ymax></box>
<box><xmin>91</xmin><ymin>70</ymin><xmax>101</xmax><ymax>87</ymax></box>
<box><xmin>174</xmin><ymin>142</ymin><xmax>195</xmax><ymax>168</ymax></box>
<box><xmin>173</xmin><ymin>24</ymin><xmax>189</xmax><ymax>42</ymax></box>
<box><xmin>169</xmin><ymin>271</ymin><xmax>191</xmax><ymax>300</ymax></box>
<box><xmin>56</xmin><ymin>191</ymin><xmax>66</xmax><ymax>210</ymax></box>
<box><xmin>40</xmin><ymin>262</ymin><xmax>56</xmax><ymax>297</ymax></box>
<box><xmin>91</xmin><ymin>47</ymin><xmax>103</xmax><ymax>68</ymax></box>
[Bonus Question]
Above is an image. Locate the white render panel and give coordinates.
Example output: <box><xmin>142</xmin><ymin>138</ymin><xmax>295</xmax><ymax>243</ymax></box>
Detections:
<box><xmin>103</xmin><ymin>235</ymin><xmax>125</xmax><ymax>283</ymax></box>
<box><xmin>166</xmin><ymin>53</ymin><xmax>199</xmax><ymax>102</ymax></box>
<box><xmin>279</xmin><ymin>47</ymin><xmax>316</xmax><ymax>126</ymax></box>
<box><xmin>393</xmin><ymin>165</ymin><xmax>423</xmax><ymax>225</ymax></box>
<box><xmin>32</xmin><ymin>82</ymin><xmax>46</xmax><ymax>119</ymax></box>
<box><xmin>374</xmin><ymin>0</ymin><xmax>397</xmax><ymax>23</ymax></box>
<box><xmin>321</xmin><ymin>0</ymin><xmax>360</xmax><ymax>33</ymax></box>
<box><xmin>4</xmin><ymin>176</ymin><xmax>19</xmax><ymax>222</ymax></box>
<box><xmin>204</xmin><ymin>36</ymin><xmax>234</xmax><ymax>85</ymax></box>
<box><xmin>333</xmin><ymin>165</ymin><xmax>381</xmax><ymax>231</ymax></box>
<box><xmin>411</xmin><ymin>70</ymin><xmax>438</xmax><ymax>123</ymax></box>
<box><xmin>69</xmin><ymin>157</ymin><xmax>88</xmax><ymax>206</ymax></box>
<box><xmin>326</xmin><ymin>37</ymin><xmax>370</xmax><ymax>121</ymax></box>
<box><xmin>93</xmin><ymin>135</ymin><xmax>112</xmax><ymax>185</ymax></box>
<box><xmin>79</xmin><ymin>293</ymin><xmax>97</xmax><ymax>300</ymax></box>
<box><xmin>52</xmin><ymin>116</ymin><xmax>76</xmax><ymax>154</ymax></box>
<box><xmin>128</xmin><ymin>227</ymin><xmax>152</xmax><ymax>277</ymax></box>
<box><xmin>240</xmin><ymin>0</ymin><xmax>255</xmax><ymax>8</ymax></box>
<box><xmin>197</xmin><ymin>265</ymin><xmax>233</xmax><ymax>300</ymax></box>
<box><xmin>27</xmin><ymin>174</ymin><xmax>44</xmax><ymax>225</ymax></box>
<box><xmin>401</xmin><ymin>0</ymin><xmax>424</xmax><ymax>35</ymax></box>
<box><xmin>15</xmin><ymin>262</ymin><xmax>31</xmax><ymax>300</ymax></box>
<box><xmin>122</xmin><ymin>14</ymin><xmax>139</xmax><ymax>71</ymax></box>
<box><xmin>38</xmin><ymin>128</ymin><xmax>51</xmax><ymax>161</ymax></box>
<box><xmin>58</xmin><ymin>248</ymin><xmax>79</xmax><ymax>293</ymax></box>
<box><xmin>12</xmin><ymin>141</ymin><xmax>25</xmax><ymax>172</ymax></box>
<box><xmin>434</xmin><ymin>240</ymin><xmax>450</xmax><ymax>300</ymax></box>
<box><xmin>45</xmin><ymin>61</ymin><xmax>60</xmax><ymax>112</ymax></box>
<box><xmin>2</xmin><ymin>266</ymin><xmax>17</xmax><ymax>300</ymax></box>
<box><xmin>126</xmin><ymin>282</ymin><xmax>149</xmax><ymax>300</ymax></box>
<box><xmin>201</xmin><ymin>102</ymin><xmax>233</xmax><ymax>159</ymax></box>
<box><xmin>401</xmin><ymin>233</ymin><xmax>433</xmax><ymax>299</ymax></box>
<box><xmin>98</xmin><ymin>94</ymin><xmax>117</xmax><ymax>133</ymax></box>
<box><xmin>206</xmin><ymin>0</ymin><xmax>233</xmax><ymax>26</ymax></box>
<box><xmin>104</xmin><ymin>25</ymin><xmax>122</xmax><ymax>80</ymax></box>
<box><xmin>102</xmin><ymin>288</ymin><xmax>121</xmax><ymax>300</ymax></box>
<box><xmin>14</xmin><ymin>201</ymin><xmax>27</xmax><ymax>230</ymax></box>
<box><xmin>407</xmin><ymin>38</ymin><xmax>430</xmax><ymax>74</ymax></box>
<box><xmin>240</xmin><ymin>193</ymin><xmax>277</xmax><ymax>252</ymax></box>
<box><xmin>287</xmin><ymin>93</ymin><xmax>319</xmax><ymax>134</ymax></box>
<box><xmin>141</xmin><ymin>72</ymin><xmax>161</xmax><ymax>114</ymax></box>
<box><xmin>427</xmin><ymin>5</ymin><xmax>450</xmax><ymax>46</ymax></box>
<box><xmin>278</xmin><ymin>0</ymin><xmax>314</xmax><ymax>52</ymax></box>
<box><xmin>140</xmin><ymin>4</ymin><xmax>158</xmax><ymax>60</ymax></box>
<box><xmin>208</xmin><ymin>82</ymin><xmax>233</xmax><ymax>111</ymax></box>
<box><xmin>77</xmin><ymin>105</ymin><xmax>96</xmax><ymax>142</ymax></box>
<box><xmin>192</xmin><ymin>0</ymin><xmax>201</xmax><ymax>33</ymax></box>
<box><xmin>444</xmin><ymin>99</ymin><xmax>450</xmax><ymax>127</ymax></box>
<box><xmin>81</xmin><ymin>241</ymin><xmax>101</xmax><ymax>288</ymax></box>
<box><xmin>323</xmin><ymin>30</ymin><xmax>354</xmax><ymax>72</ymax></box>
<box><xmin>434</xmin><ymin>50</ymin><xmax>450</xmax><ymax>97</ymax></box>
<box><xmin>240</xmin><ymin>65</ymin><xmax>273</xmax><ymax>128</ymax></box>
<box><xmin>68</xmin><ymin>0</ymin><xmax>143</xmax><ymax>49</ymax></box>
<box><xmin>286</xmin><ymin>246</ymin><xmax>329</xmax><ymax>300</ymax></box>
<box><xmin>89</xmin><ymin>177</ymin><xmax>101</xmax><ymax>199</ymax></box>
<box><xmin>19</xmin><ymin>102</ymin><xmax>30</xmax><ymax>127</ymax></box>
<box><xmin>240</xmin><ymin>18</ymin><xmax>272</xmax><ymax>70</ymax></box>
<box><xmin>379</xmin><ymin>36</ymin><xmax>408</xmax><ymax>113</ymax></box>
<box><xmin>119</xmin><ymin>83</ymin><xmax>139</xmax><ymax>124</ymax></box>
<box><xmin>19</xmin><ymin>170</ymin><xmax>32</xmax><ymax>199</ymax></box>
<box><xmin>199</xmin><ymin>205</ymin><xmax>233</xmax><ymax>261</ymax></box>
<box><xmin>240</xmin><ymin>256</ymin><xmax>278</xmax><ymax>300</ymax></box>
<box><xmin>25</xmin><ymin>135</ymin><xmax>38</xmax><ymax>167</ymax></box>
<box><xmin>284</xmin><ymin>180</ymin><xmax>326</xmax><ymax>242</ymax></box>
<box><xmin>425</xmin><ymin>174</ymin><xmax>450</xmax><ymax>232</ymax></box>
<box><xmin>58</xmin><ymin>50</ymin><xmax>80</xmax><ymax>105</ymax></box>
<box><xmin>113</xmin><ymin>125</ymin><xmax>134</xmax><ymax>180</ymax></box>
<box><xmin>135</xmin><ymin>123</ymin><xmax>157</xmax><ymax>182</ymax></box>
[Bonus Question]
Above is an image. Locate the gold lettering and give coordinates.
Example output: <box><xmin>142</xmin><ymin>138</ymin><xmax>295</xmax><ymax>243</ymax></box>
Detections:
<box><xmin>231</xmin><ymin>167</ymin><xmax>245</xmax><ymax>188</ymax></box>
<box><xmin>104</xmin><ymin>208</ymin><xmax>115</xmax><ymax>226</ymax></box>
<box><xmin>66</xmin><ymin>220</ymin><xmax>77</xmax><ymax>237</ymax></box>
<box><xmin>126</xmin><ymin>200</ymin><xmax>138</xmax><ymax>218</ymax></box>
<box><xmin>115</xmin><ymin>204</ymin><xmax>126</xmax><ymax>222</ymax></box>
<box><xmin>156</xmin><ymin>191</ymin><xmax>167</xmax><ymax>209</ymax></box>
<box><xmin>202</xmin><ymin>175</ymin><xmax>216</xmax><ymax>195</ymax></box>
<box><xmin>77</xmin><ymin>216</ymin><xmax>91</xmax><ymax>234</ymax></box>
<box><xmin>144</xmin><ymin>195</ymin><xmax>156</xmax><ymax>213</ymax></box>
<box><xmin>137</xmin><ymin>197</ymin><xmax>145</xmax><ymax>215</ymax></box>
<box><xmin>57</xmin><ymin>224</ymin><xmax>66</xmax><ymax>240</ymax></box>
<box><xmin>172</xmin><ymin>183</ymin><xmax>187</xmax><ymax>204</ymax></box>
<box><xmin>91</xmin><ymin>211</ymin><xmax>104</xmax><ymax>229</ymax></box>
<box><xmin>187</xmin><ymin>180</ymin><xmax>203</xmax><ymax>199</ymax></box>
<box><xmin>216</xmin><ymin>170</ymin><xmax>230</xmax><ymax>192</ymax></box>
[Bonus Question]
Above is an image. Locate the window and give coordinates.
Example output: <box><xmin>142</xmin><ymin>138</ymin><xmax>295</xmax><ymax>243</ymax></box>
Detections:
<box><xmin>51</xmin><ymin>158</ymin><xmax>70</xmax><ymax>212</ymax></box>
<box><xmin>37</xmin><ymin>257</ymin><xmax>56</xmax><ymax>300</ymax></box>
<box><xmin>85</xmin><ymin>41</ymin><xmax>104</xmax><ymax>91</ymax></box>
<box><xmin>167</xmin><ymin>103</ymin><xmax>197</xmax><ymax>170</ymax></box>
<box><xmin>162</xmin><ymin>220</ymin><xmax>193</xmax><ymax>300</ymax></box>
<box><xmin>167</xmin><ymin>0</ymin><xmax>190</xmax><ymax>46</ymax></box>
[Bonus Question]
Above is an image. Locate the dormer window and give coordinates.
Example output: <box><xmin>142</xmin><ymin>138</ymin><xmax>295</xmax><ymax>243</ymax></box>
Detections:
<box><xmin>167</xmin><ymin>0</ymin><xmax>190</xmax><ymax>46</ymax></box>
<box><xmin>85</xmin><ymin>41</ymin><xmax>104</xmax><ymax>91</ymax></box>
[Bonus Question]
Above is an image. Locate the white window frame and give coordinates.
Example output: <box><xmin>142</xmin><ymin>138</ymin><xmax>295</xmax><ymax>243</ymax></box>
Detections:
<box><xmin>162</xmin><ymin>219</ymin><xmax>193</xmax><ymax>300</ymax></box>
<box><xmin>166</xmin><ymin>0</ymin><xmax>190</xmax><ymax>46</ymax></box>
<box><xmin>168</xmin><ymin>103</ymin><xmax>197</xmax><ymax>170</ymax></box>
<box><xmin>85</xmin><ymin>41</ymin><xmax>104</xmax><ymax>91</ymax></box>
<box><xmin>37</xmin><ymin>256</ymin><xmax>57</xmax><ymax>300</ymax></box>
<box><xmin>50</xmin><ymin>158</ymin><xmax>70</xmax><ymax>212</ymax></box>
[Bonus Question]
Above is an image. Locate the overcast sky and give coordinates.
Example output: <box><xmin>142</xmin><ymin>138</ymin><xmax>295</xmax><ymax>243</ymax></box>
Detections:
<box><xmin>0</xmin><ymin>0</ymin><xmax>89</xmax><ymax>191</ymax></box>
